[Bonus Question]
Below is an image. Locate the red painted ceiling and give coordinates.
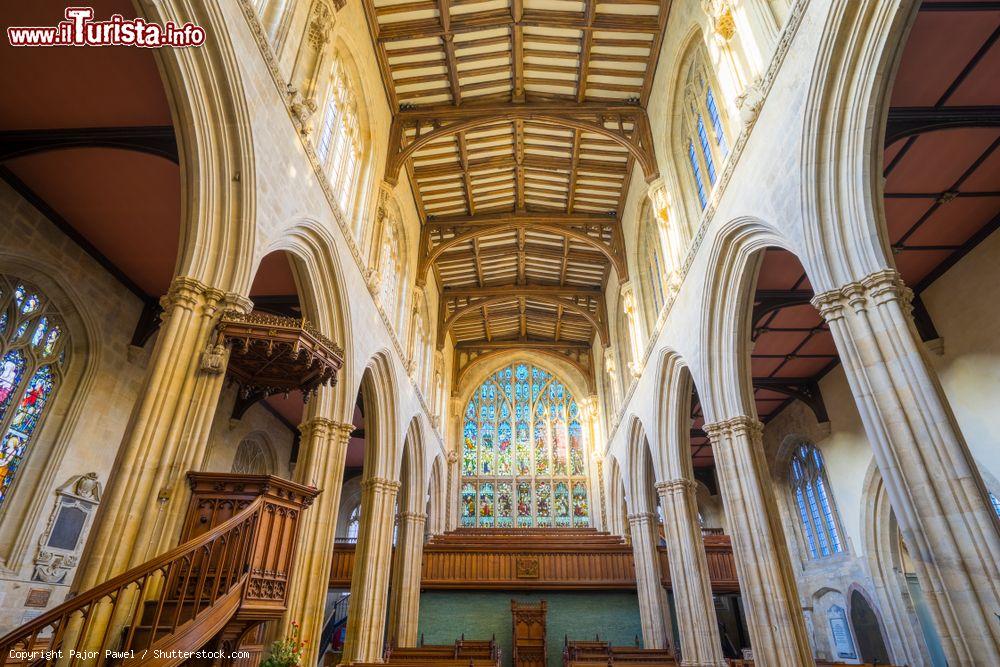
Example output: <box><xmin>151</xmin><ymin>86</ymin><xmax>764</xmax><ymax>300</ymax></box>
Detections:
<box><xmin>691</xmin><ymin>2</ymin><xmax>1000</xmax><ymax>468</ymax></box>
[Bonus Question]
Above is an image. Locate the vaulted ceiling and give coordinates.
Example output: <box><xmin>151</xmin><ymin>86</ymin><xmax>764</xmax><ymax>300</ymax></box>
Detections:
<box><xmin>362</xmin><ymin>0</ymin><xmax>669</xmax><ymax>366</ymax></box>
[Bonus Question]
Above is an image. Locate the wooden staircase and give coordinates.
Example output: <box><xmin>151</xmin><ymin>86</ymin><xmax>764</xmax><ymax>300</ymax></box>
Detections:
<box><xmin>0</xmin><ymin>473</ymin><xmax>318</xmax><ymax>667</ymax></box>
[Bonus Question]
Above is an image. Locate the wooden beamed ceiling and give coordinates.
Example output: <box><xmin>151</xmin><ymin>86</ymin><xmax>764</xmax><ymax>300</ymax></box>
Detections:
<box><xmin>362</xmin><ymin>0</ymin><xmax>671</xmax><ymax>366</ymax></box>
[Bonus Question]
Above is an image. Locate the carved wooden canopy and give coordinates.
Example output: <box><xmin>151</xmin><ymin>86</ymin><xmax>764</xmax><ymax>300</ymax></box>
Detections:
<box><xmin>218</xmin><ymin>312</ymin><xmax>344</xmax><ymax>418</ymax></box>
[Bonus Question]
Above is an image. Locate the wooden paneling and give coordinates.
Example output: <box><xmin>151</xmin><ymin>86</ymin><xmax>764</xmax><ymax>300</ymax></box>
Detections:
<box><xmin>328</xmin><ymin>529</ymin><xmax>738</xmax><ymax>592</ymax></box>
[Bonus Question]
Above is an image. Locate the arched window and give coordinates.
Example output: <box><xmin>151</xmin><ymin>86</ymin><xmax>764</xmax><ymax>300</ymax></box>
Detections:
<box><xmin>789</xmin><ymin>442</ymin><xmax>844</xmax><ymax>559</ymax></box>
<box><xmin>377</xmin><ymin>212</ymin><xmax>403</xmax><ymax>322</ymax></box>
<box><xmin>990</xmin><ymin>491</ymin><xmax>1000</xmax><ymax>518</ymax></box>
<box><xmin>461</xmin><ymin>362</ymin><xmax>590</xmax><ymax>528</ymax></box>
<box><xmin>346</xmin><ymin>504</ymin><xmax>360</xmax><ymax>542</ymax></box>
<box><xmin>637</xmin><ymin>205</ymin><xmax>669</xmax><ymax>328</ymax></box>
<box><xmin>231</xmin><ymin>436</ymin><xmax>274</xmax><ymax>475</ymax></box>
<box><xmin>0</xmin><ymin>277</ymin><xmax>69</xmax><ymax>509</ymax></box>
<box><xmin>316</xmin><ymin>59</ymin><xmax>364</xmax><ymax>214</ymax></box>
<box><xmin>680</xmin><ymin>56</ymin><xmax>729</xmax><ymax>210</ymax></box>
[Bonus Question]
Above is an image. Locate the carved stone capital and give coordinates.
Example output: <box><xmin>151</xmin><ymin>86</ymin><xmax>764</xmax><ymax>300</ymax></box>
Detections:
<box><xmin>398</xmin><ymin>511</ymin><xmax>427</xmax><ymax>523</ymax></box>
<box><xmin>812</xmin><ymin>269</ymin><xmax>912</xmax><ymax>322</ymax></box>
<box><xmin>702</xmin><ymin>415</ymin><xmax>763</xmax><ymax>441</ymax></box>
<box><xmin>160</xmin><ymin>276</ymin><xmax>210</xmax><ymax>312</ymax></box>
<box><xmin>627</xmin><ymin>511</ymin><xmax>658</xmax><ymax>525</ymax></box>
<box><xmin>362</xmin><ymin>477</ymin><xmax>401</xmax><ymax>494</ymax></box>
<box><xmin>655</xmin><ymin>478</ymin><xmax>697</xmax><ymax>496</ymax></box>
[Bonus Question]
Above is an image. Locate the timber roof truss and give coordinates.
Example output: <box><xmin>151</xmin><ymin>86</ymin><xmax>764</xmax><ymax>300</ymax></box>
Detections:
<box><xmin>362</xmin><ymin>0</ymin><xmax>671</xmax><ymax>369</ymax></box>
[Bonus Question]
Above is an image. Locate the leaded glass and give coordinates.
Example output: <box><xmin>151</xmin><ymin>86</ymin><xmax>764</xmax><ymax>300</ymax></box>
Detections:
<box><xmin>460</xmin><ymin>362</ymin><xmax>591</xmax><ymax>527</ymax></box>
<box><xmin>790</xmin><ymin>443</ymin><xmax>844</xmax><ymax>559</ymax></box>
<box><xmin>496</xmin><ymin>482</ymin><xmax>513</xmax><ymax>528</ymax></box>
<box><xmin>517</xmin><ymin>482</ymin><xmax>533</xmax><ymax>527</ymax></box>
<box><xmin>0</xmin><ymin>275</ymin><xmax>69</xmax><ymax>510</ymax></box>
<box><xmin>706</xmin><ymin>87</ymin><xmax>728</xmax><ymax>156</ymax></box>
<box><xmin>461</xmin><ymin>483</ymin><xmax>476</xmax><ymax>527</ymax></box>
<box><xmin>696</xmin><ymin>115</ymin><xmax>717</xmax><ymax>184</ymax></box>
<box><xmin>572</xmin><ymin>482</ymin><xmax>589</xmax><ymax>526</ymax></box>
<box><xmin>535</xmin><ymin>481</ymin><xmax>552</xmax><ymax>527</ymax></box>
<box><xmin>991</xmin><ymin>492</ymin><xmax>1000</xmax><ymax>518</ymax></box>
<box><xmin>478</xmin><ymin>482</ymin><xmax>495</xmax><ymax>527</ymax></box>
<box><xmin>553</xmin><ymin>482</ymin><xmax>570</xmax><ymax>527</ymax></box>
<box><xmin>688</xmin><ymin>142</ymin><xmax>708</xmax><ymax>209</ymax></box>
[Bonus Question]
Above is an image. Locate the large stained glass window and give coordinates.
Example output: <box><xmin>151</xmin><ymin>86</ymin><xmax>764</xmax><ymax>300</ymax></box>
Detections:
<box><xmin>460</xmin><ymin>362</ymin><xmax>590</xmax><ymax>528</ymax></box>
<box><xmin>0</xmin><ymin>276</ymin><xmax>69</xmax><ymax>509</ymax></box>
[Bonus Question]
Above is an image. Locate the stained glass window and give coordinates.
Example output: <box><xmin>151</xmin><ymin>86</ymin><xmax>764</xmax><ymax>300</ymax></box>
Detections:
<box><xmin>991</xmin><ymin>491</ymin><xmax>1000</xmax><ymax>519</ymax></box>
<box><xmin>460</xmin><ymin>362</ymin><xmax>591</xmax><ymax>527</ymax></box>
<box><xmin>0</xmin><ymin>276</ymin><xmax>69</xmax><ymax>509</ymax></box>
<box><xmin>789</xmin><ymin>443</ymin><xmax>844</xmax><ymax>559</ymax></box>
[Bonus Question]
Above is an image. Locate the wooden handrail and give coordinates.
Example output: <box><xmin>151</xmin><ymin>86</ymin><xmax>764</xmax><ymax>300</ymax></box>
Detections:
<box><xmin>0</xmin><ymin>495</ymin><xmax>265</xmax><ymax>666</ymax></box>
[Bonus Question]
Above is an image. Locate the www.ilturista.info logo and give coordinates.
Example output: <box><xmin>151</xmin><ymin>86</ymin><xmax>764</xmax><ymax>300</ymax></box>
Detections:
<box><xmin>7</xmin><ymin>7</ymin><xmax>206</xmax><ymax>48</ymax></box>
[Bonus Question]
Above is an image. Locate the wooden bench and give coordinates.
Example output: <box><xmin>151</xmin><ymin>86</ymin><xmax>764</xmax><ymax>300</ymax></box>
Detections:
<box><xmin>564</xmin><ymin>639</ymin><xmax>675</xmax><ymax>667</ymax></box>
<box><xmin>382</xmin><ymin>637</ymin><xmax>500</xmax><ymax>667</ymax></box>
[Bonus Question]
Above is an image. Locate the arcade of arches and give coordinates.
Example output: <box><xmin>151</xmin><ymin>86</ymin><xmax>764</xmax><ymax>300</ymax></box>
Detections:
<box><xmin>0</xmin><ymin>1</ymin><xmax>998</xmax><ymax>666</ymax></box>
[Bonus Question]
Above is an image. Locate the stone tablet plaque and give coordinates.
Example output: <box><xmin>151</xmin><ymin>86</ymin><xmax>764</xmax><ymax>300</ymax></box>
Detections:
<box><xmin>24</xmin><ymin>588</ymin><xmax>51</xmax><ymax>608</ymax></box>
<box><xmin>828</xmin><ymin>604</ymin><xmax>857</xmax><ymax>660</ymax></box>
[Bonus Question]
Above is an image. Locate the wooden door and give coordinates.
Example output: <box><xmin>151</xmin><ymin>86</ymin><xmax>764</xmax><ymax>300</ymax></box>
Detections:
<box><xmin>511</xmin><ymin>600</ymin><xmax>547</xmax><ymax>667</ymax></box>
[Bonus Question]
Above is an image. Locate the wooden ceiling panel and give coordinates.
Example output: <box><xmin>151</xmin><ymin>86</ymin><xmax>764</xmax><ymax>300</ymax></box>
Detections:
<box><xmin>364</xmin><ymin>0</ymin><xmax>670</xmax><ymax>357</ymax></box>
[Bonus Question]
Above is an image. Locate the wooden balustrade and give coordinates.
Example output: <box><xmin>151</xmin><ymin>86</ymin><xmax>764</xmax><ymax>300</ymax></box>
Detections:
<box><xmin>0</xmin><ymin>473</ymin><xmax>317</xmax><ymax>666</ymax></box>
<box><xmin>328</xmin><ymin>529</ymin><xmax>738</xmax><ymax>591</ymax></box>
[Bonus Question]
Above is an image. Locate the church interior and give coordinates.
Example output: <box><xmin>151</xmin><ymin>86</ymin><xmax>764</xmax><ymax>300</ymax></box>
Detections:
<box><xmin>0</xmin><ymin>0</ymin><xmax>998</xmax><ymax>665</ymax></box>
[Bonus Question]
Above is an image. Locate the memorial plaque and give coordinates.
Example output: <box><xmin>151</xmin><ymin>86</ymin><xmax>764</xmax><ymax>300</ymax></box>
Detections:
<box><xmin>25</xmin><ymin>589</ymin><xmax>51</xmax><ymax>607</ymax></box>
<box><xmin>828</xmin><ymin>605</ymin><xmax>857</xmax><ymax>660</ymax></box>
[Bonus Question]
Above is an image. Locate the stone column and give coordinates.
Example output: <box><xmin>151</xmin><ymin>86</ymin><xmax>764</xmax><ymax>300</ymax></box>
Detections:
<box><xmin>387</xmin><ymin>511</ymin><xmax>427</xmax><ymax>647</ymax></box>
<box><xmin>445</xmin><ymin>450</ymin><xmax>459</xmax><ymax>531</ymax></box>
<box><xmin>281</xmin><ymin>418</ymin><xmax>353</xmax><ymax>664</ymax></box>
<box><xmin>655</xmin><ymin>479</ymin><xmax>726</xmax><ymax>667</ymax></box>
<box><xmin>341</xmin><ymin>477</ymin><xmax>400</xmax><ymax>664</ymax></box>
<box><xmin>704</xmin><ymin>417</ymin><xmax>812</xmax><ymax>666</ymax></box>
<box><xmin>628</xmin><ymin>512</ymin><xmax>672</xmax><ymax>651</ymax></box>
<box><xmin>813</xmin><ymin>269</ymin><xmax>1000</xmax><ymax>664</ymax></box>
<box><xmin>75</xmin><ymin>276</ymin><xmax>251</xmax><ymax>591</ymax></box>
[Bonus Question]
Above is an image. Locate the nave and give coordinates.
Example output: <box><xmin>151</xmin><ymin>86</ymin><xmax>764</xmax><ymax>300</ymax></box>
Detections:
<box><xmin>0</xmin><ymin>0</ymin><xmax>999</xmax><ymax>666</ymax></box>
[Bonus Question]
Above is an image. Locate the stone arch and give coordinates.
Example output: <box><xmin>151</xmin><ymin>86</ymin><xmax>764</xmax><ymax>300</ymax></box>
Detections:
<box><xmin>256</xmin><ymin>219</ymin><xmax>353</xmax><ymax>422</ymax></box>
<box><xmin>654</xmin><ymin>349</ymin><xmax>696</xmax><ymax>482</ymax></box>
<box><xmin>397</xmin><ymin>416</ymin><xmax>428</xmax><ymax>515</ymax></box>
<box><xmin>698</xmin><ymin>216</ymin><xmax>801</xmax><ymax>422</ymax></box>
<box><xmin>625</xmin><ymin>416</ymin><xmax>659</xmax><ymax>515</ymax></box>
<box><xmin>0</xmin><ymin>255</ymin><xmax>101</xmax><ymax>570</ymax></box>
<box><xmin>845</xmin><ymin>584</ymin><xmax>892</xmax><ymax>664</ymax></box>
<box><xmin>859</xmin><ymin>461</ymin><xmax>937</xmax><ymax>667</ymax></box>
<box><xmin>605</xmin><ymin>451</ymin><xmax>628</xmax><ymax>537</ymax></box>
<box><xmin>358</xmin><ymin>351</ymin><xmax>400</xmax><ymax>481</ymax></box>
<box><xmin>800</xmin><ymin>0</ymin><xmax>917</xmax><ymax>291</ymax></box>
<box><xmin>142</xmin><ymin>1</ymin><xmax>257</xmax><ymax>292</ymax></box>
<box><xmin>425</xmin><ymin>452</ymin><xmax>448</xmax><ymax>536</ymax></box>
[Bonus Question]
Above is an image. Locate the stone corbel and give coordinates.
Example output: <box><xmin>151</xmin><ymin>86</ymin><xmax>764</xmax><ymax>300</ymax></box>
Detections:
<box><xmin>645</xmin><ymin>178</ymin><xmax>670</xmax><ymax>225</ymax></box>
<box><xmin>736</xmin><ymin>77</ymin><xmax>765</xmax><ymax>125</ymax></box>
<box><xmin>199</xmin><ymin>339</ymin><xmax>229</xmax><ymax>375</ymax></box>
<box><xmin>287</xmin><ymin>85</ymin><xmax>318</xmax><ymax>137</ymax></box>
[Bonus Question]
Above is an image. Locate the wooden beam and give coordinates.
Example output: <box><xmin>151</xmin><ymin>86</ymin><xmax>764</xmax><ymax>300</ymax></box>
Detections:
<box><xmin>443</xmin><ymin>285</ymin><xmax>602</xmax><ymax>298</ymax></box>
<box><xmin>426</xmin><ymin>211</ymin><xmax>614</xmax><ymax>226</ymax></box>
<box><xmin>455</xmin><ymin>339</ymin><xmax>591</xmax><ymax>350</ymax></box>
<box><xmin>885</xmin><ymin>105</ymin><xmax>1000</xmax><ymax>145</ymax></box>
<box><xmin>0</xmin><ymin>125</ymin><xmax>178</xmax><ymax>163</ymax></box>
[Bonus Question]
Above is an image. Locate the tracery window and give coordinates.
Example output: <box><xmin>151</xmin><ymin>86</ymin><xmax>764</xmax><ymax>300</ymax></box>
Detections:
<box><xmin>231</xmin><ymin>436</ymin><xmax>273</xmax><ymax>475</ymax></box>
<box><xmin>638</xmin><ymin>205</ymin><xmax>669</xmax><ymax>328</ymax></box>
<box><xmin>990</xmin><ymin>491</ymin><xmax>1000</xmax><ymax>518</ymax></box>
<box><xmin>682</xmin><ymin>57</ymin><xmax>729</xmax><ymax>210</ymax></box>
<box><xmin>0</xmin><ymin>276</ymin><xmax>69</xmax><ymax>510</ymax></box>
<box><xmin>461</xmin><ymin>363</ymin><xmax>590</xmax><ymax>528</ymax></box>
<box><xmin>316</xmin><ymin>60</ymin><xmax>364</xmax><ymax>214</ymax></box>
<box><xmin>789</xmin><ymin>442</ymin><xmax>844</xmax><ymax>559</ymax></box>
<box><xmin>346</xmin><ymin>504</ymin><xmax>360</xmax><ymax>542</ymax></box>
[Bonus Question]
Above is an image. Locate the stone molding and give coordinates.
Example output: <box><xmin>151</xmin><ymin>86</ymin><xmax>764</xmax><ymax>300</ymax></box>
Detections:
<box><xmin>655</xmin><ymin>478</ymin><xmax>697</xmax><ymax>495</ymax></box>
<box><xmin>398</xmin><ymin>511</ymin><xmax>427</xmax><ymax>522</ymax></box>
<box><xmin>702</xmin><ymin>415</ymin><xmax>763</xmax><ymax>441</ymax></box>
<box><xmin>811</xmin><ymin>269</ymin><xmax>911</xmax><ymax>321</ymax></box>
<box><xmin>627</xmin><ymin>512</ymin><xmax>658</xmax><ymax>524</ymax></box>
<box><xmin>362</xmin><ymin>477</ymin><xmax>401</xmax><ymax>494</ymax></box>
